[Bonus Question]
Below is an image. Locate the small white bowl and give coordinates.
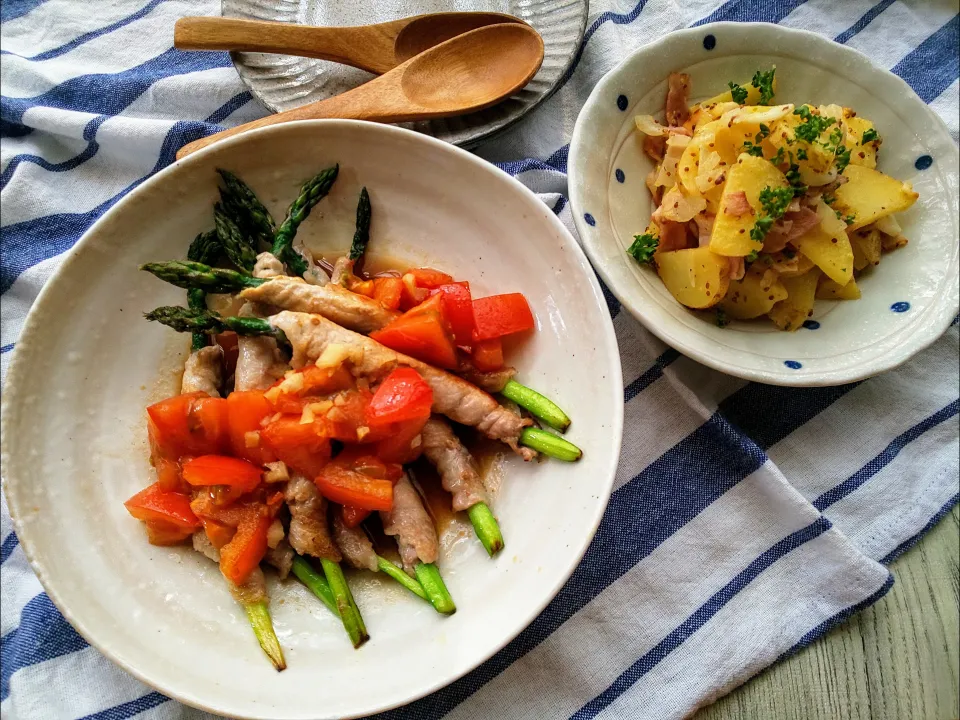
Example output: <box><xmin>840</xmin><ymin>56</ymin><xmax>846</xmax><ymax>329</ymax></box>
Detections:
<box><xmin>1</xmin><ymin>121</ymin><xmax>623</xmax><ymax>719</ymax></box>
<box><xmin>569</xmin><ymin>22</ymin><xmax>959</xmax><ymax>387</ymax></box>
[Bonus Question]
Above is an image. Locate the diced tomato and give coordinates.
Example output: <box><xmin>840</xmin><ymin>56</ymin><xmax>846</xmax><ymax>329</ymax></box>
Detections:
<box><xmin>154</xmin><ymin>456</ymin><xmax>187</xmax><ymax>493</ymax></box>
<box><xmin>332</xmin><ymin>446</ymin><xmax>404</xmax><ymax>481</ymax></box>
<box><xmin>315</xmin><ymin>465</ymin><xmax>393</xmax><ymax>511</ymax></box>
<box><xmin>366</xmin><ymin>368</ymin><xmax>433</xmax><ymax>426</ymax></box>
<box><xmin>215</xmin><ymin>332</ymin><xmax>239</xmax><ymax>379</ymax></box>
<box><xmin>147</xmin><ymin>393</ymin><xmax>228</xmax><ymax>458</ymax></box>
<box><xmin>260</xmin><ymin>416</ymin><xmax>332</xmax><ymax>478</ymax></box>
<box><xmin>226</xmin><ymin>390</ymin><xmax>276</xmax><ymax>464</ymax></box>
<box><xmin>408</xmin><ymin>267</ymin><xmax>454</xmax><ymax>289</ymax></box>
<box><xmin>182</xmin><ymin>455</ymin><xmax>263</xmax><ymax>493</ymax></box>
<box><xmin>373</xmin><ymin>277</ymin><xmax>404</xmax><ymax>310</ymax></box>
<box><xmin>472</xmin><ymin>293</ymin><xmax>535</xmax><ymax>341</ymax></box>
<box><xmin>266</xmin><ymin>365</ymin><xmax>355</xmax><ymax>414</ymax></box>
<box><xmin>370</xmin><ymin>294</ymin><xmax>458</xmax><ymax>369</ymax></box>
<box><xmin>341</xmin><ymin>505</ymin><xmax>371</xmax><ymax>528</ymax></box>
<box><xmin>399</xmin><ymin>273</ymin><xmax>430</xmax><ymax>310</ymax></box>
<box><xmin>375</xmin><ymin>415</ymin><xmax>430</xmax><ymax>464</ymax></box>
<box><xmin>144</xmin><ymin>520</ymin><xmax>194</xmax><ymax>546</ymax></box>
<box><xmin>471</xmin><ymin>338</ymin><xmax>504</xmax><ymax>372</ymax></box>
<box><xmin>219</xmin><ymin>504</ymin><xmax>271</xmax><ymax>585</ymax></box>
<box><xmin>349</xmin><ymin>278</ymin><xmax>376</xmax><ymax>298</ymax></box>
<box><xmin>202</xmin><ymin>518</ymin><xmax>236</xmax><ymax>549</ymax></box>
<box><xmin>125</xmin><ymin>482</ymin><xmax>201</xmax><ymax>531</ymax></box>
<box><xmin>431</xmin><ymin>282</ymin><xmax>474</xmax><ymax>346</ymax></box>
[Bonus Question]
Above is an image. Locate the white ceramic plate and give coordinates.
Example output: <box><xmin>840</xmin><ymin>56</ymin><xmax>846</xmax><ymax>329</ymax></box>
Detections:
<box><xmin>1</xmin><ymin>121</ymin><xmax>623</xmax><ymax>719</ymax></box>
<box><xmin>223</xmin><ymin>0</ymin><xmax>588</xmax><ymax>148</ymax></box>
<box><xmin>568</xmin><ymin>22</ymin><xmax>959</xmax><ymax>387</ymax></box>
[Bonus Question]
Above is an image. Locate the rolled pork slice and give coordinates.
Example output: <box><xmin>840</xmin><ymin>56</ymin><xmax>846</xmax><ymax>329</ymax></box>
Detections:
<box><xmin>284</xmin><ymin>474</ymin><xmax>342</xmax><ymax>562</ymax></box>
<box><xmin>268</xmin><ymin>311</ymin><xmax>535</xmax><ymax>459</ymax></box>
<box><xmin>332</xmin><ymin>514</ymin><xmax>378</xmax><ymax>572</ymax></box>
<box><xmin>240</xmin><ymin>276</ymin><xmax>398</xmax><ymax>335</ymax></box>
<box><xmin>380</xmin><ymin>473</ymin><xmax>438</xmax><ymax>574</ymax></box>
<box><xmin>265</xmin><ymin>539</ymin><xmax>294</xmax><ymax>580</ymax></box>
<box><xmin>235</xmin><ymin>298</ymin><xmax>285</xmax><ymax>392</ymax></box>
<box><xmin>420</xmin><ymin>417</ymin><xmax>489</xmax><ymax>511</ymax></box>
<box><xmin>180</xmin><ymin>345</ymin><xmax>223</xmax><ymax>396</ymax></box>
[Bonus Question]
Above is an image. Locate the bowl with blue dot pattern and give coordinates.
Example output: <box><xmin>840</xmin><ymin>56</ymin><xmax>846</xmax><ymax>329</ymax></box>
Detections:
<box><xmin>569</xmin><ymin>22</ymin><xmax>959</xmax><ymax>386</ymax></box>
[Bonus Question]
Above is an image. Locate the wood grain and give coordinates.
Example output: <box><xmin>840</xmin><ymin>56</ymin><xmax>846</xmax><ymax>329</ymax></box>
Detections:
<box><xmin>696</xmin><ymin>505</ymin><xmax>959</xmax><ymax>720</ymax></box>
<box><xmin>175</xmin><ymin>23</ymin><xmax>544</xmax><ymax>159</ymax></box>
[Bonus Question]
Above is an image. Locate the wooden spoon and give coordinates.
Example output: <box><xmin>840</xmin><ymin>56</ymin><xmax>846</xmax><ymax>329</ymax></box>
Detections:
<box><xmin>174</xmin><ymin>12</ymin><xmax>526</xmax><ymax>75</ymax></box>
<box><xmin>175</xmin><ymin>23</ymin><xmax>544</xmax><ymax>160</ymax></box>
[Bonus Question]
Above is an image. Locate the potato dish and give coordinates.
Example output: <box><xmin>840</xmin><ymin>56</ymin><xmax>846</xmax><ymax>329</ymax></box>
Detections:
<box><xmin>629</xmin><ymin>68</ymin><xmax>919</xmax><ymax>330</ymax></box>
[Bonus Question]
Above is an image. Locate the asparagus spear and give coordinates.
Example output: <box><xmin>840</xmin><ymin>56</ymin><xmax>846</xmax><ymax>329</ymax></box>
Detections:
<box><xmin>217</xmin><ymin>169</ymin><xmax>276</xmax><ymax>249</ymax></box>
<box><xmin>467</xmin><ymin>502</ymin><xmax>505</xmax><ymax>557</ymax></box>
<box><xmin>414</xmin><ymin>563</ymin><xmax>456</xmax><ymax>615</ymax></box>
<box><xmin>376</xmin><ymin>555</ymin><xmax>429</xmax><ymax>600</ymax></box>
<box><xmin>214</xmin><ymin>203</ymin><xmax>257</xmax><ymax>273</ymax></box>
<box><xmin>244</xmin><ymin>600</ymin><xmax>286</xmax><ymax>671</ymax></box>
<box><xmin>144</xmin><ymin>306</ymin><xmax>288</xmax><ymax>346</ymax></box>
<box><xmin>320</xmin><ymin>557</ymin><xmax>369</xmax><ymax>648</ymax></box>
<box><xmin>273</xmin><ymin>165</ymin><xmax>340</xmax><ymax>276</ymax></box>
<box><xmin>519</xmin><ymin>427</ymin><xmax>582</xmax><ymax>462</ymax></box>
<box><xmin>348</xmin><ymin>187</ymin><xmax>371</xmax><ymax>262</ymax></box>
<box><xmin>291</xmin><ymin>555</ymin><xmax>338</xmax><ymax>615</ymax></box>
<box><xmin>501</xmin><ymin>380</ymin><xmax>571</xmax><ymax>432</ymax></box>
<box><xmin>184</xmin><ymin>230</ymin><xmax>222</xmax><ymax>351</ymax></box>
<box><xmin>141</xmin><ymin>261</ymin><xmax>265</xmax><ymax>293</ymax></box>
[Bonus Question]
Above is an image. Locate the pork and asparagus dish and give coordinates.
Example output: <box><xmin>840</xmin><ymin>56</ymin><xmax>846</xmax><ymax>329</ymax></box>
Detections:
<box><xmin>124</xmin><ymin>166</ymin><xmax>582</xmax><ymax>669</ymax></box>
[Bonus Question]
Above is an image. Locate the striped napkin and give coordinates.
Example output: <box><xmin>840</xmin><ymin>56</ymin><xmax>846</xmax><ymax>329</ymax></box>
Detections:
<box><xmin>2</xmin><ymin>0</ymin><xmax>957</xmax><ymax>718</ymax></box>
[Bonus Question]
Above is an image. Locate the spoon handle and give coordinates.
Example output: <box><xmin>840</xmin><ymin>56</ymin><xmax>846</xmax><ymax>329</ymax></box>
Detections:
<box><xmin>174</xmin><ymin>17</ymin><xmax>402</xmax><ymax>75</ymax></box>
<box><xmin>175</xmin><ymin>75</ymin><xmax>415</xmax><ymax>160</ymax></box>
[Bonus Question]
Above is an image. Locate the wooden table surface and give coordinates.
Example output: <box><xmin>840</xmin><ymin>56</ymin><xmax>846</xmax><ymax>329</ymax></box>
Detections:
<box><xmin>696</xmin><ymin>504</ymin><xmax>959</xmax><ymax>720</ymax></box>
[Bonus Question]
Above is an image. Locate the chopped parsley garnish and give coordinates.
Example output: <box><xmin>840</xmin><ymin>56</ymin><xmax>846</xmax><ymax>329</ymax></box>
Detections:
<box><xmin>834</xmin><ymin>145</ymin><xmax>852</xmax><ymax>173</ymax></box>
<box><xmin>785</xmin><ymin>163</ymin><xmax>807</xmax><ymax>197</ymax></box>
<box><xmin>797</xmin><ymin>148</ymin><xmax>808</xmax><ymax>161</ymax></box>
<box><xmin>742</xmin><ymin>125</ymin><xmax>772</xmax><ymax>157</ymax></box>
<box><xmin>715</xmin><ymin>308</ymin><xmax>730</xmax><ymax>328</ymax></box>
<box><xmin>749</xmin><ymin>186</ymin><xmax>795</xmax><ymax>243</ymax></box>
<box><xmin>823</xmin><ymin>127</ymin><xmax>843</xmax><ymax>154</ymax></box>
<box><xmin>627</xmin><ymin>233</ymin><xmax>659</xmax><ymax>264</ymax></box>
<box><xmin>746</xmin><ymin>249</ymin><xmax>759</xmax><ymax>262</ymax></box>
<box><xmin>728</xmin><ymin>82</ymin><xmax>748</xmax><ymax>104</ymax></box>
<box><xmin>772</xmin><ymin>146</ymin><xmax>786</xmax><ymax>166</ymax></box>
<box><xmin>823</xmin><ymin>194</ymin><xmax>836</xmax><ymax>205</ymax></box>
<box><xmin>844</xmin><ymin>214</ymin><xmax>856</xmax><ymax>225</ymax></box>
<box><xmin>793</xmin><ymin>106</ymin><xmax>837</xmax><ymax>144</ymax></box>
<box><xmin>861</xmin><ymin>128</ymin><xmax>879</xmax><ymax>144</ymax></box>
<box><xmin>751</xmin><ymin>67</ymin><xmax>776</xmax><ymax>105</ymax></box>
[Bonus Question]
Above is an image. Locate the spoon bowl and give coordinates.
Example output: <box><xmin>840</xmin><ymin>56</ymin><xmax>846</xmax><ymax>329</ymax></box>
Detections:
<box><xmin>176</xmin><ymin>23</ymin><xmax>544</xmax><ymax>159</ymax></box>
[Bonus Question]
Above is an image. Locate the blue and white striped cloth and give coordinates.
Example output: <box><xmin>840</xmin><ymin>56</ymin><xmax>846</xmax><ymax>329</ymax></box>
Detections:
<box><xmin>2</xmin><ymin>0</ymin><xmax>958</xmax><ymax>718</ymax></box>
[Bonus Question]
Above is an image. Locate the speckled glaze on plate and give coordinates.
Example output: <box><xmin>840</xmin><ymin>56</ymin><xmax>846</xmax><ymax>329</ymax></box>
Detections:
<box><xmin>569</xmin><ymin>22</ymin><xmax>960</xmax><ymax>387</ymax></box>
<box><xmin>222</xmin><ymin>0</ymin><xmax>587</xmax><ymax>148</ymax></box>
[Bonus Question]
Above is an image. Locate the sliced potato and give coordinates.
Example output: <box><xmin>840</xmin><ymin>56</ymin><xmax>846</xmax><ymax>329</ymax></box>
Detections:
<box><xmin>817</xmin><ymin>275</ymin><xmax>861</xmax><ymax>300</ymax></box>
<box><xmin>678</xmin><ymin>140</ymin><xmax>701</xmax><ymax>195</ymax></box>
<box><xmin>718</xmin><ymin>267</ymin><xmax>789</xmax><ymax>319</ymax></box>
<box><xmin>791</xmin><ymin>200</ymin><xmax>854</xmax><ymax>286</ymax></box>
<box><xmin>710</xmin><ymin>154</ymin><xmax>790</xmax><ymax>257</ymax></box>
<box><xmin>850</xmin><ymin>228</ymin><xmax>882</xmax><ymax>271</ymax></box>
<box><xmin>656</xmin><ymin>246</ymin><xmax>731</xmax><ymax>309</ymax></box>
<box><xmin>833</xmin><ymin>164</ymin><xmax>919</xmax><ymax>230</ymax></box>
<box><xmin>842</xmin><ymin>116</ymin><xmax>879</xmax><ymax>169</ymax></box>
<box><xmin>768</xmin><ymin>269</ymin><xmax>821</xmax><ymax>331</ymax></box>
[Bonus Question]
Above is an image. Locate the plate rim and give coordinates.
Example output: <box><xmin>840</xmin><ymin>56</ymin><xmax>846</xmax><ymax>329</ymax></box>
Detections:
<box><xmin>1</xmin><ymin>119</ymin><xmax>624</xmax><ymax>718</ymax></box>
<box><xmin>568</xmin><ymin>21</ymin><xmax>960</xmax><ymax>387</ymax></box>
<box><xmin>220</xmin><ymin>0</ymin><xmax>590</xmax><ymax>149</ymax></box>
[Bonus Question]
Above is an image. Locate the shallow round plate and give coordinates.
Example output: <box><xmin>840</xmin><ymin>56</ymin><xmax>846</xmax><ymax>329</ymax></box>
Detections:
<box><xmin>568</xmin><ymin>22</ymin><xmax>959</xmax><ymax>387</ymax></box>
<box><xmin>223</xmin><ymin>0</ymin><xmax>587</xmax><ymax>148</ymax></box>
<box><xmin>1</xmin><ymin>120</ymin><xmax>622</xmax><ymax>719</ymax></box>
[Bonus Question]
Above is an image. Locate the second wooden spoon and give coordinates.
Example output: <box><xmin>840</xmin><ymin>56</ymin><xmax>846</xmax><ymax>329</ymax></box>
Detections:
<box><xmin>174</xmin><ymin>12</ymin><xmax>525</xmax><ymax>75</ymax></box>
<box><xmin>176</xmin><ymin>23</ymin><xmax>544</xmax><ymax>160</ymax></box>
